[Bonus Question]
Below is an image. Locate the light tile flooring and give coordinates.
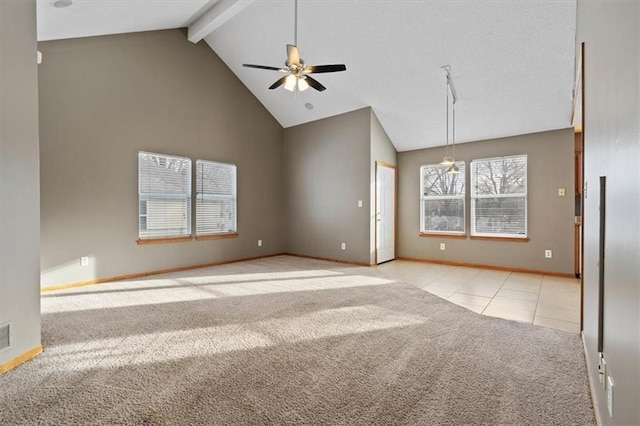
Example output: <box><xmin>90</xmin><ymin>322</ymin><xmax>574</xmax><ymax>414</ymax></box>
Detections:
<box><xmin>379</xmin><ymin>260</ymin><xmax>581</xmax><ymax>333</ymax></box>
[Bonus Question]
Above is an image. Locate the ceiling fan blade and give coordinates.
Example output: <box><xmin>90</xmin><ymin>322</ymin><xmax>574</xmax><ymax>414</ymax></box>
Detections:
<box><xmin>243</xmin><ymin>64</ymin><xmax>285</xmax><ymax>71</ymax></box>
<box><xmin>287</xmin><ymin>44</ymin><xmax>301</xmax><ymax>66</ymax></box>
<box><xmin>304</xmin><ymin>64</ymin><xmax>347</xmax><ymax>74</ymax></box>
<box><xmin>269</xmin><ymin>76</ymin><xmax>288</xmax><ymax>90</ymax></box>
<box><xmin>304</xmin><ymin>76</ymin><xmax>326</xmax><ymax>92</ymax></box>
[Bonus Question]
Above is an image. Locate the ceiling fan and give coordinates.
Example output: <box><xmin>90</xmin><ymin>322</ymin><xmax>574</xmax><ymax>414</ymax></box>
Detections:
<box><xmin>242</xmin><ymin>0</ymin><xmax>346</xmax><ymax>93</ymax></box>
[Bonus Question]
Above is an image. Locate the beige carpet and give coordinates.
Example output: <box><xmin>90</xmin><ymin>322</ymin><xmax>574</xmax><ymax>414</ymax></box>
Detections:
<box><xmin>1</xmin><ymin>255</ymin><xmax>594</xmax><ymax>425</ymax></box>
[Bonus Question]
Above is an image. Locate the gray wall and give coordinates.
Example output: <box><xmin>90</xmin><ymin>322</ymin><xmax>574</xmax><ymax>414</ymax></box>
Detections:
<box><xmin>283</xmin><ymin>108</ymin><xmax>372</xmax><ymax>265</ymax></box>
<box><xmin>577</xmin><ymin>1</ymin><xmax>639</xmax><ymax>424</ymax></box>
<box><xmin>398</xmin><ymin>129</ymin><xmax>575</xmax><ymax>274</ymax></box>
<box><xmin>370</xmin><ymin>110</ymin><xmax>397</xmax><ymax>264</ymax></box>
<box><xmin>38</xmin><ymin>29</ymin><xmax>284</xmax><ymax>288</ymax></box>
<box><xmin>0</xmin><ymin>0</ymin><xmax>41</xmax><ymax>364</ymax></box>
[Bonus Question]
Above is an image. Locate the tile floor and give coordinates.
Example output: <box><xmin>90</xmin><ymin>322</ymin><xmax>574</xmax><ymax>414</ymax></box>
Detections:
<box><xmin>379</xmin><ymin>260</ymin><xmax>581</xmax><ymax>333</ymax></box>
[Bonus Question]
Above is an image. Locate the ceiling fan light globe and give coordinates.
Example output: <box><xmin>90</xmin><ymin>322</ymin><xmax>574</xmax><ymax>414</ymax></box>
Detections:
<box><xmin>297</xmin><ymin>77</ymin><xmax>310</xmax><ymax>91</ymax></box>
<box><xmin>284</xmin><ymin>74</ymin><xmax>297</xmax><ymax>91</ymax></box>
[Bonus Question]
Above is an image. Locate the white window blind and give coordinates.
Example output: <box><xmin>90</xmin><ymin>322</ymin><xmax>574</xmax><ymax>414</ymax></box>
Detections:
<box><xmin>471</xmin><ymin>155</ymin><xmax>527</xmax><ymax>237</ymax></box>
<box><xmin>138</xmin><ymin>152</ymin><xmax>191</xmax><ymax>240</ymax></box>
<box><xmin>420</xmin><ymin>162</ymin><xmax>465</xmax><ymax>234</ymax></box>
<box><xmin>196</xmin><ymin>160</ymin><xmax>237</xmax><ymax>236</ymax></box>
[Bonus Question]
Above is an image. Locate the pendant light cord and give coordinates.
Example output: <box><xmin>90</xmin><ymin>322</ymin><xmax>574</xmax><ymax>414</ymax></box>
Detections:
<box><xmin>452</xmin><ymin>92</ymin><xmax>456</xmax><ymax>158</ymax></box>
<box><xmin>446</xmin><ymin>77</ymin><xmax>450</xmax><ymax>156</ymax></box>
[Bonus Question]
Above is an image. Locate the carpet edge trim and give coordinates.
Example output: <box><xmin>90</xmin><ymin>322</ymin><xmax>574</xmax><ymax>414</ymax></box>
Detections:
<box><xmin>284</xmin><ymin>253</ymin><xmax>373</xmax><ymax>267</ymax></box>
<box><xmin>397</xmin><ymin>257</ymin><xmax>575</xmax><ymax>278</ymax></box>
<box><xmin>582</xmin><ymin>331</ymin><xmax>603</xmax><ymax>426</ymax></box>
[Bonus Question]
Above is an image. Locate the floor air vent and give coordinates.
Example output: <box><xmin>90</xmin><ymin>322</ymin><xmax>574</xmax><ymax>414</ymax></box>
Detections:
<box><xmin>0</xmin><ymin>322</ymin><xmax>10</xmax><ymax>351</ymax></box>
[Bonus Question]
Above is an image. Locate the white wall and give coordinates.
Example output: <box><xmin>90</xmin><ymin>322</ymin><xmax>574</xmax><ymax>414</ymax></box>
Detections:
<box><xmin>0</xmin><ymin>0</ymin><xmax>42</xmax><ymax>365</ymax></box>
<box><xmin>576</xmin><ymin>1</ymin><xmax>639</xmax><ymax>424</ymax></box>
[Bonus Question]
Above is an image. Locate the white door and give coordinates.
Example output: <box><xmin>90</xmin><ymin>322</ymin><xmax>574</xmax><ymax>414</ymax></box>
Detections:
<box><xmin>376</xmin><ymin>163</ymin><xmax>396</xmax><ymax>264</ymax></box>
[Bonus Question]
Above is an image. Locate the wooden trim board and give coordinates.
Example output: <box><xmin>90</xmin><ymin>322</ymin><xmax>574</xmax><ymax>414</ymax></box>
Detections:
<box><xmin>137</xmin><ymin>236</ymin><xmax>192</xmax><ymax>245</ymax></box>
<box><xmin>397</xmin><ymin>257</ymin><xmax>575</xmax><ymax>278</ymax></box>
<box><xmin>195</xmin><ymin>233</ymin><xmax>238</xmax><ymax>241</ymax></box>
<box><xmin>41</xmin><ymin>253</ymin><xmax>285</xmax><ymax>293</ymax></box>
<box><xmin>0</xmin><ymin>345</ymin><xmax>43</xmax><ymax>375</ymax></box>
<box><xmin>469</xmin><ymin>236</ymin><xmax>529</xmax><ymax>243</ymax></box>
<box><xmin>419</xmin><ymin>233</ymin><xmax>467</xmax><ymax>239</ymax></box>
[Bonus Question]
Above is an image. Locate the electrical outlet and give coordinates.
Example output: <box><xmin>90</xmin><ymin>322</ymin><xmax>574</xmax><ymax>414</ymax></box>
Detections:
<box><xmin>558</xmin><ymin>188</ymin><xmax>566</xmax><ymax>197</ymax></box>
<box><xmin>440</xmin><ymin>243</ymin><xmax>446</xmax><ymax>251</ymax></box>
<box><xmin>257</xmin><ymin>240</ymin><xmax>262</xmax><ymax>247</ymax></box>
<box><xmin>357</xmin><ymin>200</ymin><xmax>363</xmax><ymax>207</ymax></box>
<box><xmin>80</xmin><ymin>257</ymin><xmax>89</xmax><ymax>267</ymax></box>
<box><xmin>341</xmin><ymin>243</ymin><xmax>346</xmax><ymax>250</ymax></box>
<box><xmin>545</xmin><ymin>250</ymin><xmax>552</xmax><ymax>259</ymax></box>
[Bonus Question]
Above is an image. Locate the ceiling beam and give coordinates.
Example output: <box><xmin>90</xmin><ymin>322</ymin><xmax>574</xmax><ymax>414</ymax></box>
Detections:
<box><xmin>188</xmin><ymin>0</ymin><xmax>255</xmax><ymax>44</ymax></box>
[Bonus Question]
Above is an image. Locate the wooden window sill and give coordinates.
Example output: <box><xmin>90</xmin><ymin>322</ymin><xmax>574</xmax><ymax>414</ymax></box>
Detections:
<box><xmin>137</xmin><ymin>236</ymin><xmax>192</xmax><ymax>245</ymax></box>
<box><xmin>470</xmin><ymin>236</ymin><xmax>529</xmax><ymax>243</ymax></box>
<box><xmin>419</xmin><ymin>233</ymin><xmax>467</xmax><ymax>239</ymax></box>
<box><xmin>195</xmin><ymin>233</ymin><xmax>238</xmax><ymax>241</ymax></box>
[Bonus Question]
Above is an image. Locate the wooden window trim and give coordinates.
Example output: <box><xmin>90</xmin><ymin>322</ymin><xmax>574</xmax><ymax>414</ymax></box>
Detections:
<box><xmin>419</xmin><ymin>232</ymin><xmax>467</xmax><ymax>240</ymax></box>
<box><xmin>195</xmin><ymin>233</ymin><xmax>238</xmax><ymax>241</ymax></box>
<box><xmin>470</xmin><ymin>236</ymin><xmax>529</xmax><ymax>243</ymax></box>
<box><xmin>137</xmin><ymin>236</ymin><xmax>192</xmax><ymax>245</ymax></box>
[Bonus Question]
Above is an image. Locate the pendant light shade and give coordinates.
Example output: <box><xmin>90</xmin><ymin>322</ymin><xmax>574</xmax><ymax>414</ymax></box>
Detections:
<box><xmin>446</xmin><ymin>163</ymin><xmax>460</xmax><ymax>174</ymax></box>
<box><xmin>440</xmin><ymin>155</ymin><xmax>455</xmax><ymax>166</ymax></box>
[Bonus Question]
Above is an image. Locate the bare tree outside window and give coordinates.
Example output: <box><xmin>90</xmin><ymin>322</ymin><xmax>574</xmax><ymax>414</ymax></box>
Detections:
<box><xmin>421</xmin><ymin>162</ymin><xmax>465</xmax><ymax>234</ymax></box>
<box><xmin>471</xmin><ymin>155</ymin><xmax>527</xmax><ymax>237</ymax></box>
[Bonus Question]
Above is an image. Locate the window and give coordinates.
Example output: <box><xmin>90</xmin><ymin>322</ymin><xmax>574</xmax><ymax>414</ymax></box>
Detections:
<box><xmin>420</xmin><ymin>162</ymin><xmax>465</xmax><ymax>234</ymax></box>
<box><xmin>138</xmin><ymin>152</ymin><xmax>191</xmax><ymax>240</ymax></box>
<box><xmin>471</xmin><ymin>155</ymin><xmax>527</xmax><ymax>238</ymax></box>
<box><xmin>196</xmin><ymin>160</ymin><xmax>237</xmax><ymax>236</ymax></box>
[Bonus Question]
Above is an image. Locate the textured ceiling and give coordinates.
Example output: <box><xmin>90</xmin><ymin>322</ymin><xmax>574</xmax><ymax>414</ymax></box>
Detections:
<box><xmin>37</xmin><ymin>0</ymin><xmax>578</xmax><ymax>152</ymax></box>
<box><xmin>37</xmin><ymin>0</ymin><xmax>213</xmax><ymax>41</ymax></box>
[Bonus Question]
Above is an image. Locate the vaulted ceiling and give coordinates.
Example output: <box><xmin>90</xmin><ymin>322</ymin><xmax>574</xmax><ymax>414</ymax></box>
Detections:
<box><xmin>37</xmin><ymin>0</ymin><xmax>578</xmax><ymax>152</ymax></box>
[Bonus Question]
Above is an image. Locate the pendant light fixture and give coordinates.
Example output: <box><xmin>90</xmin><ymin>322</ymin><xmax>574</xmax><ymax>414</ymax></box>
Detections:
<box><xmin>447</xmin><ymin>90</ymin><xmax>460</xmax><ymax>174</ymax></box>
<box><xmin>440</xmin><ymin>65</ymin><xmax>458</xmax><ymax>173</ymax></box>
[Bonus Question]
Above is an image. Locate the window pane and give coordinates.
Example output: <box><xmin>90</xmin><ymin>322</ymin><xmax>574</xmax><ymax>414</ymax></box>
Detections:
<box><xmin>196</xmin><ymin>199</ymin><xmax>236</xmax><ymax>234</ymax></box>
<box><xmin>139</xmin><ymin>153</ymin><xmax>191</xmax><ymax>195</ymax></box>
<box><xmin>138</xmin><ymin>152</ymin><xmax>191</xmax><ymax>240</ymax></box>
<box><xmin>420</xmin><ymin>162</ymin><xmax>465</xmax><ymax>234</ymax></box>
<box><xmin>196</xmin><ymin>160</ymin><xmax>237</xmax><ymax>235</ymax></box>
<box><xmin>474</xmin><ymin>197</ymin><xmax>526</xmax><ymax>235</ymax></box>
<box><xmin>424</xmin><ymin>199</ymin><xmax>464</xmax><ymax>233</ymax></box>
<box><xmin>422</xmin><ymin>165</ymin><xmax>464</xmax><ymax>197</ymax></box>
<box><xmin>472</xmin><ymin>156</ymin><xmax>526</xmax><ymax>196</ymax></box>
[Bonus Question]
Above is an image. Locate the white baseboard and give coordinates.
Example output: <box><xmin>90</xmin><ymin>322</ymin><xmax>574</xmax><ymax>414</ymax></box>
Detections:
<box><xmin>582</xmin><ymin>331</ymin><xmax>602</xmax><ymax>426</ymax></box>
